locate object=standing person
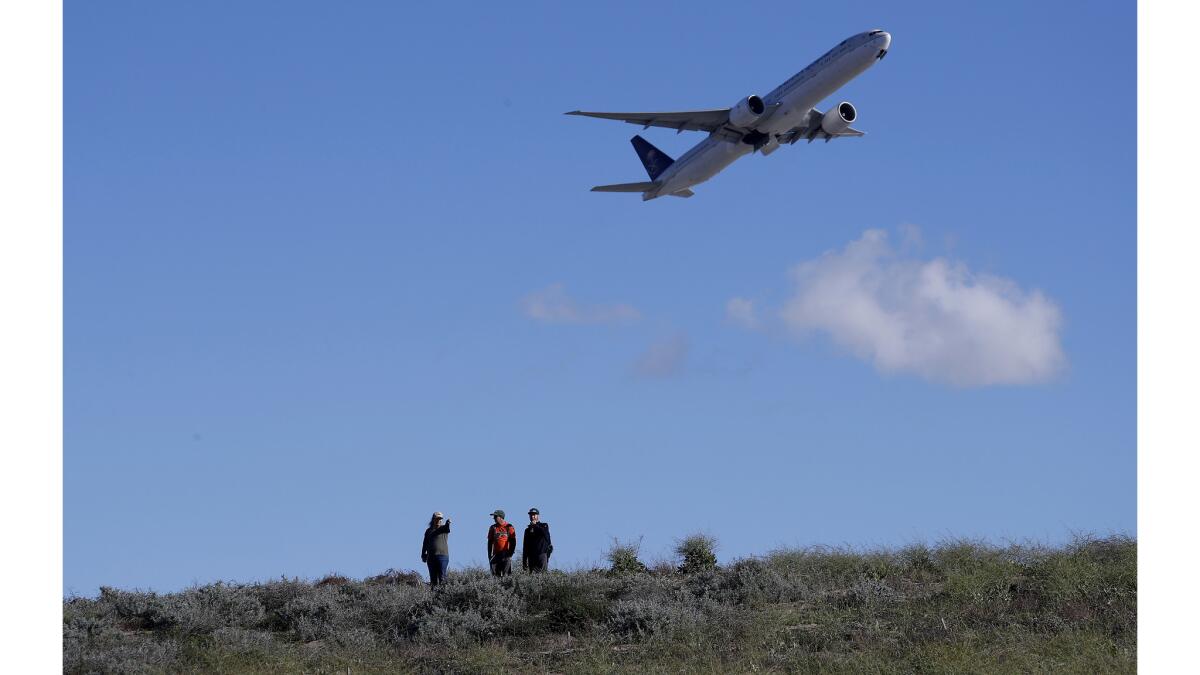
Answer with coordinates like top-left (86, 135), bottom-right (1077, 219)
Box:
top-left (522, 507), bottom-right (553, 573)
top-left (486, 510), bottom-right (516, 577)
top-left (421, 512), bottom-right (451, 587)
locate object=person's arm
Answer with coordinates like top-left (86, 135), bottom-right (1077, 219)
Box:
top-left (544, 524), bottom-right (553, 557)
top-left (421, 529), bottom-right (429, 562)
top-left (487, 526), bottom-right (494, 560)
top-left (508, 525), bottom-right (517, 559)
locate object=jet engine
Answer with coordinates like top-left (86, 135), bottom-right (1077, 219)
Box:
top-left (820, 101), bottom-right (857, 135)
top-left (729, 95), bottom-right (767, 128)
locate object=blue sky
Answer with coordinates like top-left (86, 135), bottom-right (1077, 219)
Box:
top-left (65, 0), bottom-right (1135, 594)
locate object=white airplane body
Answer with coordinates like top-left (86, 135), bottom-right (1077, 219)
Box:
top-left (568, 30), bottom-right (891, 200)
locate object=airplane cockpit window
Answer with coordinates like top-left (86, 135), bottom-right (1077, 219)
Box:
top-left (868, 30), bottom-right (884, 36)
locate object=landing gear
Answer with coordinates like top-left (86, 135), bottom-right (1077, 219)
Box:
top-left (740, 130), bottom-right (770, 150)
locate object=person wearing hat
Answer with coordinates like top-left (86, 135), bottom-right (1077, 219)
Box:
top-left (486, 509), bottom-right (517, 577)
top-left (421, 512), bottom-right (451, 587)
top-left (522, 507), bottom-right (553, 573)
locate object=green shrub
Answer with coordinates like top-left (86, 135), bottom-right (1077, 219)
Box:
top-left (275, 585), bottom-right (366, 642)
top-left (415, 606), bottom-right (494, 646)
top-left (520, 572), bottom-right (612, 633)
top-left (606, 537), bottom-right (649, 576)
top-left (416, 572), bottom-right (524, 642)
top-left (675, 533), bottom-right (719, 575)
top-left (166, 583), bottom-right (266, 636)
top-left (705, 558), bottom-right (794, 606)
top-left (359, 584), bottom-right (430, 643)
top-left (899, 543), bottom-right (942, 582)
top-left (606, 598), bottom-right (704, 639)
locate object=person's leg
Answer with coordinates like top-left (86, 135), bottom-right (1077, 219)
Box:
top-left (536, 553), bottom-right (549, 572)
top-left (427, 558), bottom-right (441, 586)
top-left (435, 555), bottom-right (449, 585)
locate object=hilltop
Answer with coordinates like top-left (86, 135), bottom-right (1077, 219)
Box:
top-left (64, 535), bottom-right (1135, 674)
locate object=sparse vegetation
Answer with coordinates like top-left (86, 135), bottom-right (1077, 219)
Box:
top-left (64, 535), bottom-right (1136, 673)
top-left (606, 537), bottom-right (648, 576)
top-left (674, 532), bottom-right (719, 575)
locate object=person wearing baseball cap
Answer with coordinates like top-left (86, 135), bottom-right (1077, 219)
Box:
top-left (522, 507), bottom-right (553, 573)
top-left (486, 509), bottom-right (517, 577)
top-left (421, 512), bottom-right (451, 587)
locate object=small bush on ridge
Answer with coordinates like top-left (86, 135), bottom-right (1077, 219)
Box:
top-left (675, 533), bottom-right (719, 575)
top-left (606, 537), bottom-right (649, 576)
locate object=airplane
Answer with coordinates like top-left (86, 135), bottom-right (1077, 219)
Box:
top-left (567, 29), bottom-right (891, 200)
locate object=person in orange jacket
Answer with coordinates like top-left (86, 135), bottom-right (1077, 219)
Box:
top-left (486, 509), bottom-right (517, 577)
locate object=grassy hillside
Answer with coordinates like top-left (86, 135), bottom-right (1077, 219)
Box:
top-left (63, 535), bottom-right (1135, 674)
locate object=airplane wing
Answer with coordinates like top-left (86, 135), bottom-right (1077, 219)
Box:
top-left (568, 106), bottom-right (857, 144)
top-left (565, 109), bottom-right (736, 137)
top-left (776, 107), bottom-right (866, 144)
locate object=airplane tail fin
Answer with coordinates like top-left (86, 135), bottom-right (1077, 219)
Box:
top-left (631, 135), bottom-right (674, 180)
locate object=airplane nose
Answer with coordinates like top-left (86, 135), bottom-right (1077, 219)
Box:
top-left (875, 32), bottom-right (891, 59)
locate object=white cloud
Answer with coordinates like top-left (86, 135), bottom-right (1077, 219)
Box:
top-left (725, 297), bottom-right (759, 330)
top-left (521, 283), bottom-right (640, 325)
top-left (777, 229), bottom-right (1065, 386)
top-left (633, 335), bottom-right (688, 378)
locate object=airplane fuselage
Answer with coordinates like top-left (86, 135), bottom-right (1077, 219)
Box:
top-left (646, 30), bottom-right (890, 200)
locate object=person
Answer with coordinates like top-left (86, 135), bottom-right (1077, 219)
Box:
top-left (421, 512), bottom-right (451, 587)
top-left (486, 509), bottom-right (517, 577)
top-left (522, 507), bottom-right (553, 573)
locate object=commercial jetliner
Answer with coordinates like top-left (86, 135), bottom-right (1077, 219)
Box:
top-left (568, 29), bottom-right (891, 200)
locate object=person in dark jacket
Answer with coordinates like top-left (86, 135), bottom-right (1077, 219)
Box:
top-left (522, 507), bottom-right (553, 572)
top-left (421, 512), bottom-right (451, 586)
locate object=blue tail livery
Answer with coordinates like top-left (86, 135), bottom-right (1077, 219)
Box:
top-left (631, 135), bottom-right (674, 180)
